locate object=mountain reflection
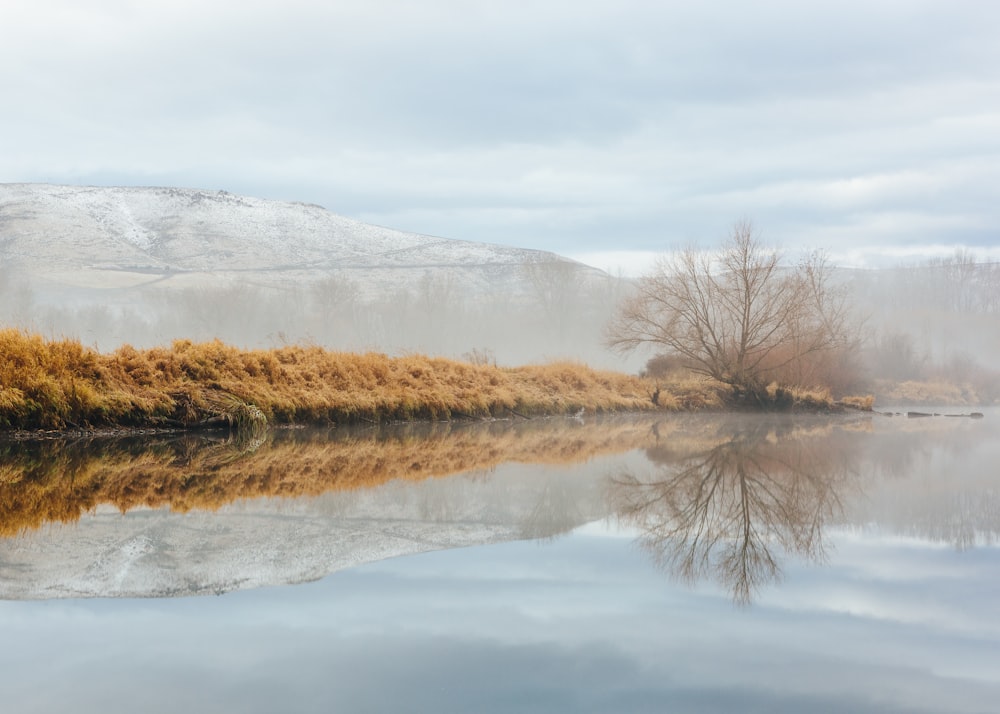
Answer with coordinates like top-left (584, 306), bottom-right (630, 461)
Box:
top-left (610, 418), bottom-right (862, 605)
top-left (2, 412), bottom-right (996, 600)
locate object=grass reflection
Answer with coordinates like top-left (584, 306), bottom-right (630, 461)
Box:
top-left (0, 417), bottom-right (657, 537)
top-left (3, 412), bottom-right (993, 602)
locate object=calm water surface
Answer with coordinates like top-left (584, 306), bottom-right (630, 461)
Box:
top-left (1, 411), bottom-right (998, 713)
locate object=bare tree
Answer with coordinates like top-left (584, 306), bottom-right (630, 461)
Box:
top-left (607, 221), bottom-right (857, 403)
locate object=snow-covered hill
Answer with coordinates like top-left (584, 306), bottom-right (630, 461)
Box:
top-left (0, 183), bottom-right (596, 296)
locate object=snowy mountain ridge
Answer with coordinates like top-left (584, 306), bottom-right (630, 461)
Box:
top-left (0, 183), bottom-right (595, 293)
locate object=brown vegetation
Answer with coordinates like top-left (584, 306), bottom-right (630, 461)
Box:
top-left (871, 379), bottom-right (983, 406)
top-left (0, 329), bottom-right (663, 431)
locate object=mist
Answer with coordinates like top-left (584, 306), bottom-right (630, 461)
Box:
top-left (5, 253), bottom-right (1000, 405)
top-left (0, 261), bottom-right (639, 372)
top-left (849, 252), bottom-right (1000, 404)
top-left (624, 249), bottom-right (1000, 405)
top-left (2, 208), bottom-right (998, 405)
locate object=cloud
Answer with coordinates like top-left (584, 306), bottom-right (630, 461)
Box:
top-left (1, 1), bottom-right (998, 268)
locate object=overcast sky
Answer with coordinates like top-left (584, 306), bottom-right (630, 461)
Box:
top-left (2, 0), bottom-right (999, 273)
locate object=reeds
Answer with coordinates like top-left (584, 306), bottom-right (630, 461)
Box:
top-left (200, 390), bottom-right (268, 438)
top-left (871, 378), bottom-right (980, 406)
top-left (0, 330), bottom-right (667, 431)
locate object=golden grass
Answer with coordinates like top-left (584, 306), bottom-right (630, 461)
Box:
top-left (0, 329), bottom-right (880, 431)
top-left (872, 378), bottom-right (980, 406)
top-left (653, 372), bottom-right (727, 410)
top-left (0, 330), bottom-right (667, 430)
top-left (838, 394), bottom-right (875, 411)
top-left (0, 417), bottom-right (661, 536)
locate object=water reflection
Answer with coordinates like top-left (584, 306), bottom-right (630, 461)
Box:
top-left (610, 418), bottom-right (861, 604)
top-left (1, 411), bottom-right (997, 602)
top-left (0, 418), bottom-right (655, 537)
top-left (0, 418), bottom-right (657, 599)
top-left (4, 413), bottom-right (999, 714)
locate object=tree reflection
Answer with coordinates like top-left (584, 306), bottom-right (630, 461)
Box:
top-left (610, 419), bottom-right (861, 605)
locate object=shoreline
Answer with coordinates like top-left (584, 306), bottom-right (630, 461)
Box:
top-left (0, 329), bottom-right (886, 437)
top-left (0, 401), bottom-right (879, 443)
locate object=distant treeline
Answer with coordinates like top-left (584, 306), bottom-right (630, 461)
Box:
top-left (0, 261), bottom-right (634, 370)
top-left (856, 251), bottom-right (1000, 315)
top-left (852, 252), bottom-right (1000, 404)
top-left (2, 251), bottom-right (998, 407)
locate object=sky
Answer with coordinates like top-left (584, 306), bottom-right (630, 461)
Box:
top-left (2, 0), bottom-right (999, 274)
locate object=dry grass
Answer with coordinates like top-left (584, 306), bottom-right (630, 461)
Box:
top-left (652, 372), bottom-right (727, 410)
top-left (872, 378), bottom-right (981, 406)
top-left (838, 394), bottom-right (875, 411)
top-left (0, 330), bottom-right (879, 431)
top-left (0, 330), bottom-right (669, 430)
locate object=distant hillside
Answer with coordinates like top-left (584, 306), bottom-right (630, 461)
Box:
top-left (0, 184), bottom-right (628, 367)
top-left (0, 183), bottom-right (599, 298)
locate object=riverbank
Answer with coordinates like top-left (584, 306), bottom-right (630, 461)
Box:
top-left (0, 330), bottom-right (665, 431)
top-left (0, 330), bottom-right (874, 433)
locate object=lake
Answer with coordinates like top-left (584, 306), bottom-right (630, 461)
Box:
top-left (1, 410), bottom-right (998, 713)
